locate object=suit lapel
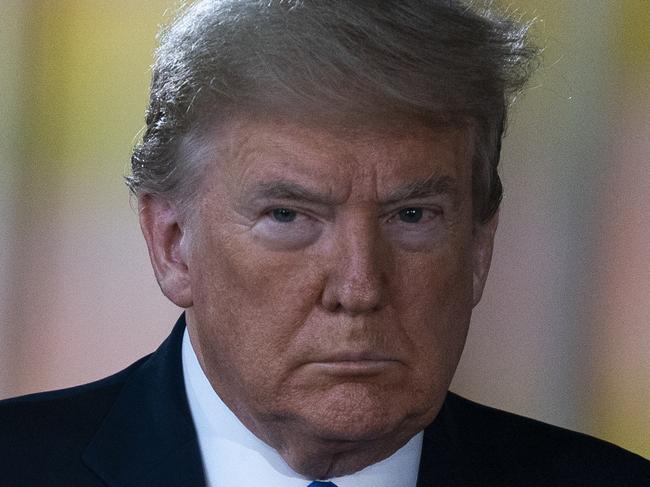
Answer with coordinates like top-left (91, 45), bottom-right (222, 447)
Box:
top-left (82, 315), bottom-right (206, 487)
top-left (417, 394), bottom-right (479, 487)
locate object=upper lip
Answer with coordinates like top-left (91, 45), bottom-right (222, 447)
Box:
top-left (313, 351), bottom-right (396, 362)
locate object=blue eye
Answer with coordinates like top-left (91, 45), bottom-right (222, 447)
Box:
top-left (271, 208), bottom-right (297, 223)
top-left (398, 208), bottom-right (423, 223)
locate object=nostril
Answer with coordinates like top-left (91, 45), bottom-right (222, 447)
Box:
top-left (321, 271), bottom-right (385, 315)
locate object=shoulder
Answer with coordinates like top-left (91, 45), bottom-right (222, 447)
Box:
top-left (0, 356), bottom-right (149, 438)
top-left (438, 393), bottom-right (650, 486)
top-left (0, 355), bottom-right (149, 483)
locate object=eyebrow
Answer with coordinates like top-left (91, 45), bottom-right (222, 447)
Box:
top-left (381, 174), bottom-right (461, 208)
top-left (245, 174), bottom-right (460, 208)
top-left (247, 181), bottom-right (340, 206)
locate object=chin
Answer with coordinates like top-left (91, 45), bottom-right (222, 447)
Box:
top-left (278, 385), bottom-right (433, 479)
top-left (297, 382), bottom-right (431, 442)
top-left (261, 382), bottom-right (440, 479)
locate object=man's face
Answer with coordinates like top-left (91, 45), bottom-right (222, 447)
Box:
top-left (182, 116), bottom-right (493, 457)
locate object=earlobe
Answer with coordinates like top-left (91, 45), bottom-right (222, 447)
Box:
top-left (138, 194), bottom-right (194, 308)
top-left (472, 211), bottom-right (499, 307)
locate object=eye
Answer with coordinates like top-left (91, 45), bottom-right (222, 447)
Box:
top-left (254, 207), bottom-right (322, 250)
top-left (270, 208), bottom-right (297, 223)
top-left (384, 206), bottom-right (444, 248)
top-left (385, 206), bottom-right (442, 228)
top-left (398, 208), bottom-right (424, 223)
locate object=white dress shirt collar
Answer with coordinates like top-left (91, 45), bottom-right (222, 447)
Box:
top-left (182, 328), bottom-right (423, 487)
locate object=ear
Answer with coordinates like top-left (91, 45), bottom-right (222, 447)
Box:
top-left (472, 210), bottom-right (499, 307)
top-left (138, 194), bottom-right (193, 308)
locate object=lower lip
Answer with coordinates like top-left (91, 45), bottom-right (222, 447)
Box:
top-left (310, 360), bottom-right (397, 375)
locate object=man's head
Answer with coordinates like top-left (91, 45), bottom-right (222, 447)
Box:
top-left (132, 0), bottom-right (537, 478)
top-left (128, 0), bottom-right (537, 223)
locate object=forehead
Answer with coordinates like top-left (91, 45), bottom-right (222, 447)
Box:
top-left (205, 116), bottom-right (473, 201)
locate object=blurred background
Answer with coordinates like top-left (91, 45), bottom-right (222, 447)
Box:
top-left (0, 0), bottom-right (648, 458)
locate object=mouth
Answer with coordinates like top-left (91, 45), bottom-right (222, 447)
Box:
top-left (307, 352), bottom-right (401, 376)
top-left (311, 360), bottom-right (399, 376)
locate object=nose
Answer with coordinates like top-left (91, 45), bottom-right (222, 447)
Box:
top-left (321, 213), bottom-right (387, 315)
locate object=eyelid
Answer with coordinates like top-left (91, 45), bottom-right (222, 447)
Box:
top-left (262, 202), bottom-right (333, 222)
top-left (263, 207), bottom-right (323, 226)
top-left (384, 205), bottom-right (443, 222)
top-left (252, 207), bottom-right (323, 251)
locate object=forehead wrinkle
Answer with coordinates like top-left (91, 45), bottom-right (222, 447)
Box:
top-left (215, 118), bottom-right (471, 213)
top-left (222, 123), bottom-right (366, 208)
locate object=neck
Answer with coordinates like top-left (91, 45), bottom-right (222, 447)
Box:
top-left (226, 401), bottom-right (427, 478)
top-left (273, 431), bottom-right (416, 478)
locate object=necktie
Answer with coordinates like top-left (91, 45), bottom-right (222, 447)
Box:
top-left (307, 482), bottom-right (338, 487)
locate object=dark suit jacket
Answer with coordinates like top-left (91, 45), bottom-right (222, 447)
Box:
top-left (1, 315), bottom-right (648, 486)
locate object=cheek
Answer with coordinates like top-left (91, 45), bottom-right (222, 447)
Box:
top-left (391, 242), bottom-right (475, 379)
top-left (188, 225), bottom-right (323, 381)
top-left (192, 222), bottom-right (309, 310)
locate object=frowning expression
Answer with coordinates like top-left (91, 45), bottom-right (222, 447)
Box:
top-left (183, 116), bottom-right (494, 454)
